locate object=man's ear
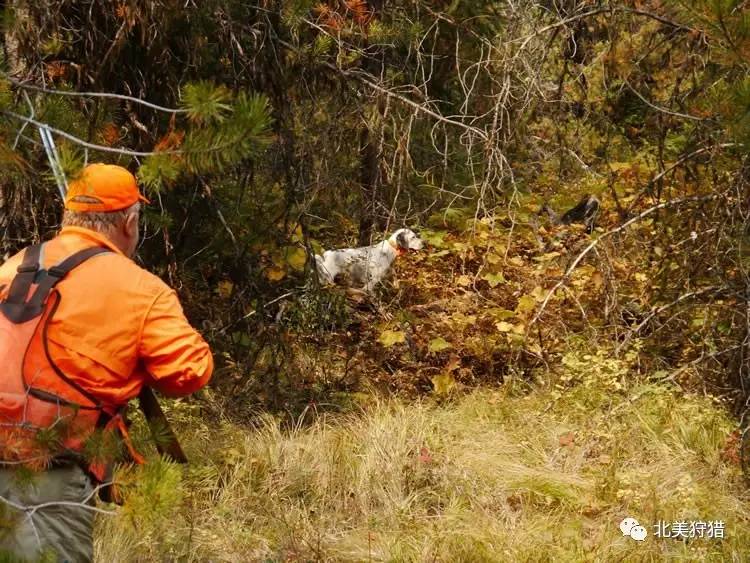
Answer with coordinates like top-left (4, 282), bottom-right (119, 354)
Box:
top-left (396, 230), bottom-right (408, 248)
top-left (124, 211), bottom-right (139, 237)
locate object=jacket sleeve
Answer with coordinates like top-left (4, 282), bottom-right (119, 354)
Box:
top-left (138, 288), bottom-right (214, 397)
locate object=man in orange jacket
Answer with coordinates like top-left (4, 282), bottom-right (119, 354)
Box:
top-left (0, 163), bottom-right (213, 562)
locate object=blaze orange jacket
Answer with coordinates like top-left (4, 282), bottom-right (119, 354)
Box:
top-left (0, 226), bottom-right (213, 407)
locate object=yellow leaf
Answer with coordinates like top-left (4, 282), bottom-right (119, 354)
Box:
top-left (526, 341), bottom-right (542, 355)
top-left (456, 275), bottom-right (472, 287)
top-left (482, 272), bottom-right (506, 288)
top-left (489, 308), bottom-right (515, 320)
top-left (431, 372), bottom-right (456, 395)
top-left (265, 266), bottom-right (286, 282)
top-left (607, 161), bottom-right (632, 172)
top-left (496, 321), bottom-right (513, 332)
top-left (592, 271), bottom-right (603, 290)
top-left (290, 224), bottom-right (304, 243)
top-left (534, 251), bottom-right (561, 263)
top-left (487, 253), bottom-right (503, 265)
top-left (284, 247), bottom-right (307, 271)
top-left (530, 285), bottom-right (545, 301)
top-left (515, 294), bottom-right (536, 316)
top-left (428, 337), bottom-right (453, 353)
top-left (217, 280), bottom-right (233, 298)
top-left (379, 329), bottom-right (406, 347)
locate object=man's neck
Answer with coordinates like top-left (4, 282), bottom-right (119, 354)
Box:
top-left (59, 225), bottom-right (126, 256)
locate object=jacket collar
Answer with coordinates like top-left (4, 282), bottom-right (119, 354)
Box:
top-left (59, 226), bottom-right (125, 256)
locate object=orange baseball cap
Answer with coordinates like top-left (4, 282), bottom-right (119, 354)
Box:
top-left (64, 163), bottom-right (150, 212)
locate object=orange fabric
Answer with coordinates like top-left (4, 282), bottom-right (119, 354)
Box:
top-left (0, 227), bottom-right (213, 407)
top-left (65, 163), bottom-right (150, 212)
top-left (0, 303), bottom-right (103, 467)
top-left (388, 239), bottom-right (406, 257)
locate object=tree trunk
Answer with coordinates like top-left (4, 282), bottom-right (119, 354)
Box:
top-left (357, 0), bottom-right (385, 246)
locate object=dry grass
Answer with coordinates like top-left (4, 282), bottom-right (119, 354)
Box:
top-left (95, 355), bottom-right (750, 562)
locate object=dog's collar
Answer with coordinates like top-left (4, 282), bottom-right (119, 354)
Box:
top-left (388, 239), bottom-right (407, 256)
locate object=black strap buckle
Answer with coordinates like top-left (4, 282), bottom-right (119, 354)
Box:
top-left (17, 264), bottom-right (39, 273)
top-left (47, 266), bottom-right (66, 278)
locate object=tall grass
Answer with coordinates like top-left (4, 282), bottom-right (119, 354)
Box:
top-left (95, 367), bottom-right (750, 562)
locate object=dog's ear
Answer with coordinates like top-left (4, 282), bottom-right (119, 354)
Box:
top-left (396, 230), bottom-right (409, 248)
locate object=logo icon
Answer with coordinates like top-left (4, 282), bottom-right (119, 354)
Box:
top-left (620, 517), bottom-right (648, 541)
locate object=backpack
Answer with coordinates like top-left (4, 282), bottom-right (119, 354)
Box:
top-left (0, 243), bottom-right (122, 477)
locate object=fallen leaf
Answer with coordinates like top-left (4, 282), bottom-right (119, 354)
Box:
top-left (217, 280), bottom-right (234, 298)
top-left (429, 250), bottom-right (451, 258)
top-left (487, 253), bottom-right (503, 265)
top-left (428, 337), bottom-right (453, 353)
top-left (264, 266), bottom-right (286, 282)
top-left (495, 321), bottom-right (513, 332)
top-left (378, 329), bottom-right (406, 347)
top-left (431, 372), bottom-right (456, 395)
top-left (534, 251), bottom-right (561, 262)
top-left (558, 431), bottom-right (575, 447)
top-left (490, 308), bottom-right (516, 320)
top-left (530, 285), bottom-right (545, 301)
top-left (515, 294), bottom-right (536, 316)
top-left (482, 272), bottom-right (506, 288)
top-left (284, 247), bottom-right (308, 271)
top-left (592, 271), bottom-right (603, 290)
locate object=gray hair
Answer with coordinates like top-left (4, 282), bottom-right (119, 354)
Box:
top-left (62, 197), bottom-right (140, 234)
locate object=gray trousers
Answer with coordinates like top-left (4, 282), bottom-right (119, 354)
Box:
top-left (0, 465), bottom-right (95, 563)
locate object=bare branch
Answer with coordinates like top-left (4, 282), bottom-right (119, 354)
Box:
top-left (341, 68), bottom-right (489, 141)
top-left (617, 285), bottom-right (726, 352)
top-left (2, 110), bottom-right (178, 157)
top-left (622, 77), bottom-right (708, 122)
top-left (6, 77), bottom-right (188, 114)
top-left (529, 194), bottom-right (727, 327)
top-left (514, 6), bottom-right (697, 53)
top-left (275, 34), bottom-right (489, 141)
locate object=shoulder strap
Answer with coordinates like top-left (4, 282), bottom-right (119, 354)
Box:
top-left (0, 246), bottom-right (110, 323)
top-left (26, 247), bottom-right (110, 312)
top-left (4, 244), bottom-right (42, 307)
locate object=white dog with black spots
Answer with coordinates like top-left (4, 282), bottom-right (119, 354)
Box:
top-left (315, 228), bottom-right (424, 293)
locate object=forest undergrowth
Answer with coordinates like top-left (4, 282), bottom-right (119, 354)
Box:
top-left (97, 198), bottom-right (750, 562)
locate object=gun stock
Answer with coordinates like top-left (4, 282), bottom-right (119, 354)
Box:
top-left (137, 387), bottom-right (188, 464)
